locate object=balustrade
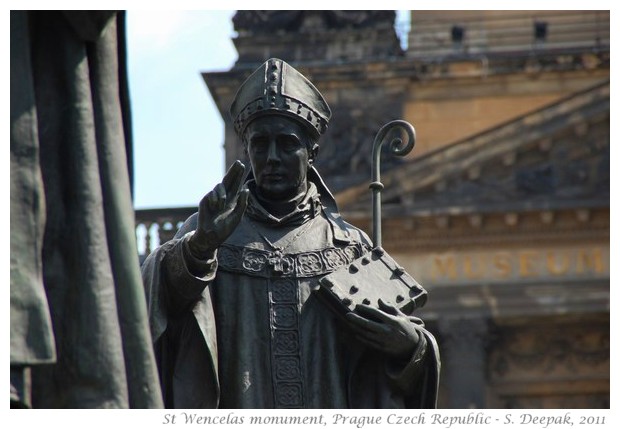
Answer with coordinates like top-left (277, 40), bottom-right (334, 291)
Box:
top-left (135, 206), bottom-right (196, 261)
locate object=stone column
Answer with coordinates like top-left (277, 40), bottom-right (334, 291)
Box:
top-left (438, 318), bottom-right (489, 408)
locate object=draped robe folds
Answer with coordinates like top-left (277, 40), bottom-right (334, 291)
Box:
top-left (142, 170), bottom-right (440, 408)
top-left (11, 11), bottom-right (162, 408)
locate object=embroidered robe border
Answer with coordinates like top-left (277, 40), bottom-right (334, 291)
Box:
top-left (217, 243), bottom-right (369, 279)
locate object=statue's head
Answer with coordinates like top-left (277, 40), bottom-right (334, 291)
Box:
top-left (230, 59), bottom-right (331, 202)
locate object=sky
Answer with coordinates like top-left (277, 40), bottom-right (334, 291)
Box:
top-left (126, 10), bottom-right (412, 209)
top-left (126, 10), bottom-right (238, 209)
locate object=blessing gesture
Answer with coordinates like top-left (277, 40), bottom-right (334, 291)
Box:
top-left (187, 160), bottom-right (249, 258)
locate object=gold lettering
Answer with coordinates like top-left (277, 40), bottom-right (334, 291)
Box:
top-left (546, 251), bottom-right (570, 275)
top-left (519, 251), bottom-right (538, 277)
top-left (576, 248), bottom-right (604, 274)
top-left (432, 255), bottom-right (457, 280)
top-left (493, 253), bottom-right (512, 279)
top-left (463, 255), bottom-right (483, 279)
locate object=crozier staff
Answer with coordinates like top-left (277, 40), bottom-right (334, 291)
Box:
top-left (142, 58), bottom-right (440, 409)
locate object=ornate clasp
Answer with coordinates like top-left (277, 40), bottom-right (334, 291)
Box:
top-left (267, 250), bottom-right (294, 275)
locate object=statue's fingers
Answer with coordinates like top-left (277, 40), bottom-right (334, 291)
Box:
top-left (352, 324), bottom-right (392, 349)
top-left (213, 183), bottom-right (227, 211)
top-left (198, 191), bottom-right (210, 213)
top-left (354, 303), bottom-right (395, 324)
top-left (377, 298), bottom-right (400, 316)
top-left (408, 316), bottom-right (425, 327)
top-left (222, 160), bottom-right (247, 196)
top-left (227, 188), bottom-right (249, 224)
top-left (203, 190), bottom-right (219, 213)
top-left (345, 312), bottom-right (387, 336)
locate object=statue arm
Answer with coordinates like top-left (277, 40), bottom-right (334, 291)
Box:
top-left (161, 231), bottom-right (218, 316)
top-left (384, 323), bottom-right (438, 393)
top-left (141, 231), bottom-right (218, 341)
top-left (152, 159), bottom-right (248, 317)
top-left (141, 233), bottom-right (220, 408)
top-left (345, 301), bottom-right (440, 405)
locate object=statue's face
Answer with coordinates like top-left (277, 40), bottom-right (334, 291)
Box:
top-left (245, 115), bottom-right (314, 202)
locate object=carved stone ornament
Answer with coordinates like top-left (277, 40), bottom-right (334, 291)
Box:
top-left (233, 11), bottom-right (395, 34)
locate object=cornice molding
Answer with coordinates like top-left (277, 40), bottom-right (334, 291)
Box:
top-left (345, 207), bottom-right (609, 252)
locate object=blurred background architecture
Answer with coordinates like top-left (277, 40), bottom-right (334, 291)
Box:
top-left (135, 10), bottom-right (609, 408)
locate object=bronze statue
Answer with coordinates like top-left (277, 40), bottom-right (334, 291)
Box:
top-left (142, 58), bottom-right (439, 408)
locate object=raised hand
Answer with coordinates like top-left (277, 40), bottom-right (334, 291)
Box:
top-left (345, 299), bottom-right (423, 359)
top-left (187, 160), bottom-right (249, 258)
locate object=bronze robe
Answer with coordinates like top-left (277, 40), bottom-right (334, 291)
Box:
top-left (142, 171), bottom-right (440, 408)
